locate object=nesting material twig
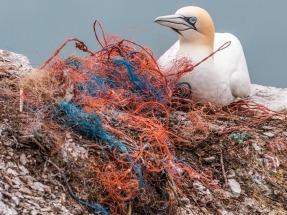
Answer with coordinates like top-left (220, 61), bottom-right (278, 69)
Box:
top-left (19, 88), bottom-right (23, 112)
top-left (1, 171), bottom-right (13, 187)
top-left (166, 170), bottom-right (181, 206)
top-left (31, 137), bottom-right (46, 151)
top-left (127, 201), bottom-right (132, 215)
top-left (220, 148), bottom-right (228, 187)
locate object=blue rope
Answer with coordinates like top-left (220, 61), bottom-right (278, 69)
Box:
top-left (63, 173), bottom-right (109, 215)
top-left (113, 59), bottom-right (162, 102)
top-left (65, 59), bottom-right (81, 69)
top-left (58, 102), bottom-right (127, 151)
top-left (78, 73), bottom-right (118, 97)
top-left (58, 101), bottom-right (144, 185)
top-left (64, 58), bottom-right (164, 103)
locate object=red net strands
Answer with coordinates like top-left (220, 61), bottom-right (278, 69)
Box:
top-left (19, 20), bottom-right (216, 214)
top-left (19, 19), bottom-right (287, 214)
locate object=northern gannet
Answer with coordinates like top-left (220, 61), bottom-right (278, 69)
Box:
top-left (155, 6), bottom-right (251, 106)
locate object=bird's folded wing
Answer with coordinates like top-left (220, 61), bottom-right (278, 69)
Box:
top-left (158, 41), bottom-right (180, 71)
top-left (214, 33), bottom-right (251, 98)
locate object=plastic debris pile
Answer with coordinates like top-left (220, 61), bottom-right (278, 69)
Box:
top-left (19, 21), bottom-right (214, 214)
top-left (2, 20), bottom-right (287, 215)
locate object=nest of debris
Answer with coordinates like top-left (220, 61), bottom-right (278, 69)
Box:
top-left (1, 21), bottom-right (287, 215)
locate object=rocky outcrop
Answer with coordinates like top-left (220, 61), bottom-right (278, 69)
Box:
top-left (0, 50), bottom-right (91, 215)
top-left (249, 84), bottom-right (287, 111)
top-left (0, 50), bottom-right (33, 77)
top-left (1, 50), bottom-right (286, 215)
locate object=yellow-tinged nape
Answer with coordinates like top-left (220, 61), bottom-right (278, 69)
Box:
top-left (175, 6), bottom-right (215, 48)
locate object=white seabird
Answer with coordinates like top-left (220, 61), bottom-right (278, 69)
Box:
top-left (155, 6), bottom-right (251, 106)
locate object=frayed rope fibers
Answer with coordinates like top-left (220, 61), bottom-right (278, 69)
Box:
top-left (113, 59), bottom-right (163, 103)
top-left (57, 101), bottom-right (145, 214)
top-left (58, 101), bottom-right (144, 186)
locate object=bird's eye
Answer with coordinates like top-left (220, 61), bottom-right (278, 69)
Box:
top-left (188, 17), bottom-right (197, 24)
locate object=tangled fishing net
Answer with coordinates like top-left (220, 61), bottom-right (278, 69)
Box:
top-left (18, 20), bottom-right (213, 214)
top-left (14, 20), bottom-right (287, 214)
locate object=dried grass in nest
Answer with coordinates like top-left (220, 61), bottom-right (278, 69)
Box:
top-left (20, 70), bottom-right (59, 104)
top-left (2, 19), bottom-right (287, 215)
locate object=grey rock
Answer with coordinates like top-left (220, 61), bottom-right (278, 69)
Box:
top-left (29, 182), bottom-right (46, 192)
top-left (19, 187), bottom-right (33, 195)
top-left (18, 165), bottom-right (29, 175)
top-left (263, 132), bottom-right (275, 138)
top-left (249, 84), bottom-right (287, 111)
top-left (20, 154), bottom-right (29, 165)
top-left (228, 179), bottom-right (241, 195)
top-left (0, 49), bottom-right (33, 75)
top-left (0, 200), bottom-right (17, 215)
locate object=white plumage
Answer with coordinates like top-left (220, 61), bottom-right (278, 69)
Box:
top-left (155, 6), bottom-right (251, 106)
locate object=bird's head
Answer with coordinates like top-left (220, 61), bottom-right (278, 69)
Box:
top-left (155, 6), bottom-right (215, 47)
